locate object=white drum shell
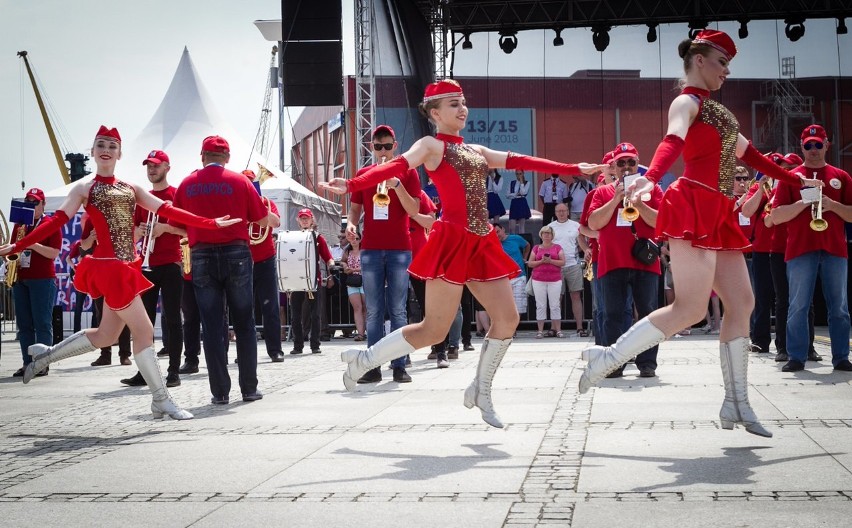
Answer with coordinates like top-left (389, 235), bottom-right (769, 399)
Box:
top-left (276, 231), bottom-right (317, 293)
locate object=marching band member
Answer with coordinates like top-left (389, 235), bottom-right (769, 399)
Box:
top-left (321, 79), bottom-right (603, 428)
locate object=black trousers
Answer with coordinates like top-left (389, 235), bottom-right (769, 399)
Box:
top-left (253, 256), bottom-right (282, 356)
top-left (541, 202), bottom-right (557, 226)
top-left (291, 290), bottom-right (320, 351)
top-left (751, 252), bottom-right (774, 350)
top-left (92, 296), bottom-right (130, 357)
top-left (141, 263), bottom-right (183, 374)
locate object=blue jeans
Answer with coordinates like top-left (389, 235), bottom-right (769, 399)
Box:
top-left (192, 244), bottom-right (257, 397)
top-left (361, 249), bottom-right (411, 369)
top-left (600, 268), bottom-right (659, 370)
top-left (592, 263), bottom-right (633, 347)
top-left (253, 256), bottom-right (282, 357)
top-left (786, 251), bottom-right (850, 365)
top-left (13, 279), bottom-right (57, 365)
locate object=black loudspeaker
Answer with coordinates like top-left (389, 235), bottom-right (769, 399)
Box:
top-left (281, 41), bottom-right (343, 106)
top-left (280, 0), bottom-right (343, 107)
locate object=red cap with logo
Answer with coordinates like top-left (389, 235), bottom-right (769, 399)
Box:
top-left (25, 188), bottom-right (45, 202)
top-left (143, 150), bottom-right (170, 166)
top-left (373, 125), bottom-right (395, 139)
top-left (201, 135), bottom-right (230, 153)
top-left (766, 152), bottom-right (784, 165)
top-left (95, 125), bottom-right (121, 143)
top-left (601, 150), bottom-right (615, 165)
top-left (801, 124), bottom-right (827, 144)
top-left (423, 79), bottom-right (464, 103)
top-left (692, 29), bottom-right (737, 60)
top-left (297, 208), bottom-right (314, 218)
top-left (612, 142), bottom-right (638, 161)
top-left (782, 153), bottom-right (804, 166)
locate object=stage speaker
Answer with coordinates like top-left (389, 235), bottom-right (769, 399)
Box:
top-left (281, 0), bottom-right (343, 106)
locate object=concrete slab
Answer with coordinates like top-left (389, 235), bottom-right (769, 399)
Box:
top-left (0, 503), bottom-right (221, 528)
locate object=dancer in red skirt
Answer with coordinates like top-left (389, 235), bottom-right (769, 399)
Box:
top-left (0, 126), bottom-right (239, 420)
top-left (321, 79), bottom-right (603, 428)
top-left (577, 30), bottom-right (821, 437)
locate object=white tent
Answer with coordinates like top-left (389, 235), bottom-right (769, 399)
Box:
top-left (43, 48), bottom-right (341, 238)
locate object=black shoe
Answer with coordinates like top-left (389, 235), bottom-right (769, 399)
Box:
top-left (35, 366), bottom-right (49, 377)
top-left (447, 346), bottom-right (459, 360)
top-left (774, 351), bottom-right (789, 362)
top-left (357, 368), bottom-right (382, 384)
top-left (393, 367), bottom-right (412, 383)
top-left (833, 360), bottom-right (852, 372)
top-left (210, 395), bottom-right (229, 405)
top-left (178, 361), bottom-right (199, 374)
top-left (436, 352), bottom-right (450, 369)
top-left (808, 349), bottom-right (823, 362)
top-left (120, 371), bottom-right (148, 386)
top-left (427, 347), bottom-right (438, 360)
top-left (166, 372), bottom-right (181, 387)
top-left (638, 367), bottom-right (656, 378)
top-left (782, 360), bottom-right (805, 372)
top-left (242, 390), bottom-right (264, 402)
top-left (120, 356), bottom-right (132, 366)
top-left (749, 343), bottom-right (767, 353)
top-left (270, 353), bottom-right (285, 362)
top-left (90, 353), bottom-right (112, 366)
top-left (290, 348), bottom-right (304, 355)
top-left (13, 367), bottom-right (25, 377)
top-left (156, 347), bottom-right (169, 358)
top-left (463, 343), bottom-right (475, 351)
top-left (605, 367), bottom-right (624, 379)
top-left (311, 348), bottom-right (322, 354)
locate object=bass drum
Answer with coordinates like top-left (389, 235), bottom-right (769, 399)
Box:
top-left (275, 230), bottom-right (317, 293)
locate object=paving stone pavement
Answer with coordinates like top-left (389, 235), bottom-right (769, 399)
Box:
top-left (1, 330), bottom-right (851, 527)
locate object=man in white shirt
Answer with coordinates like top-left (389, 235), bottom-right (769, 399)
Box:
top-left (549, 203), bottom-right (589, 336)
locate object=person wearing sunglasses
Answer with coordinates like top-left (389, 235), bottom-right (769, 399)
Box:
top-left (344, 125), bottom-right (422, 384)
top-left (588, 142), bottom-right (663, 379)
top-left (768, 124), bottom-right (852, 374)
top-left (578, 30), bottom-right (823, 438)
top-left (321, 79), bottom-right (604, 428)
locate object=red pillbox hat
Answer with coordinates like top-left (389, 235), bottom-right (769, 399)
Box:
top-left (422, 79), bottom-right (464, 103)
top-left (692, 29), bottom-right (737, 60)
top-left (95, 125), bottom-right (121, 143)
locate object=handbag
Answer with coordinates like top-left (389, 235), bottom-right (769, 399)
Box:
top-left (524, 277), bottom-right (534, 296)
top-left (630, 223), bottom-right (660, 265)
top-left (345, 273), bottom-right (363, 287)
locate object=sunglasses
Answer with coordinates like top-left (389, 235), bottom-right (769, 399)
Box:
top-left (803, 141), bottom-right (824, 151)
top-left (734, 176), bottom-right (750, 182)
top-left (616, 159), bottom-right (638, 168)
top-left (373, 143), bottom-right (394, 151)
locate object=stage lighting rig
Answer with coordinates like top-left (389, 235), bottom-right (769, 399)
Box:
top-left (738, 20), bottom-right (749, 39)
top-left (498, 31), bottom-right (518, 54)
top-left (688, 20), bottom-right (707, 39)
top-left (785, 17), bottom-right (806, 42)
top-left (462, 33), bottom-right (472, 50)
top-left (838, 18), bottom-right (848, 35)
top-left (553, 28), bottom-right (564, 47)
top-left (646, 23), bottom-right (658, 43)
top-left (592, 25), bottom-right (611, 52)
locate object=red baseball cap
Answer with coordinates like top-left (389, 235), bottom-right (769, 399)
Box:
top-left (601, 150), bottom-right (615, 165)
top-left (297, 208), bottom-right (314, 218)
top-left (782, 153), bottom-right (804, 166)
top-left (25, 188), bottom-right (45, 202)
top-left (692, 29), bottom-right (737, 60)
top-left (801, 124), bottom-right (827, 144)
top-left (373, 125), bottom-right (395, 139)
top-left (143, 149), bottom-right (170, 165)
top-left (241, 169), bottom-right (257, 181)
top-left (612, 142), bottom-right (638, 161)
top-left (201, 135), bottom-right (230, 153)
top-left (766, 152), bottom-right (784, 165)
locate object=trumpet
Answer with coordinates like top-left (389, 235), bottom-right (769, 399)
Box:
top-left (140, 210), bottom-right (158, 271)
top-left (620, 175), bottom-right (640, 222)
top-left (373, 156), bottom-right (391, 207)
top-left (582, 259), bottom-right (594, 282)
top-left (179, 237), bottom-right (191, 274)
top-left (248, 164), bottom-right (275, 245)
top-left (761, 177), bottom-right (774, 214)
top-left (810, 187), bottom-right (828, 232)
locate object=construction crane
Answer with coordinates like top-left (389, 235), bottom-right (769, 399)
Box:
top-left (248, 45), bottom-right (279, 164)
top-left (17, 50), bottom-right (90, 187)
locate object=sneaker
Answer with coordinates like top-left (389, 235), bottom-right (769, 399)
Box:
top-left (774, 351), bottom-right (789, 362)
top-left (393, 367), bottom-right (412, 383)
top-left (436, 351), bottom-right (450, 369)
top-left (781, 360), bottom-right (805, 372)
top-left (427, 346), bottom-right (440, 360)
top-left (833, 360), bottom-right (852, 371)
top-left (357, 368), bottom-right (382, 384)
top-left (447, 346), bottom-right (459, 360)
top-left (166, 372), bottom-right (181, 387)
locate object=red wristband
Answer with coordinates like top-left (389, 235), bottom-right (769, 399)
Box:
top-left (156, 202), bottom-right (218, 230)
top-left (12, 210), bottom-right (70, 253)
top-left (505, 152), bottom-right (580, 176)
top-left (740, 143), bottom-right (802, 186)
top-left (643, 135), bottom-right (685, 184)
top-left (347, 156), bottom-right (410, 193)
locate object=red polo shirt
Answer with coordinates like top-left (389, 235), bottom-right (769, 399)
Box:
top-left (579, 188), bottom-right (599, 263)
top-left (13, 215), bottom-right (62, 280)
top-left (133, 186), bottom-right (182, 266)
top-left (350, 165), bottom-right (420, 251)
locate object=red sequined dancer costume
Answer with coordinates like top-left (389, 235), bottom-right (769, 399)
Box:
top-left (74, 175), bottom-right (154, 310)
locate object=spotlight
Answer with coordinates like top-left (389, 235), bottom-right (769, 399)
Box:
top-left (646, 23), bottom-right (657, 43)
top-left (784, 18), bottom-right (806, 42)
top-left (738, 20), bottom-right (749, 39)
top-left (592, 25), bottom-right (611, 52)
top-left (498, 31), bottom-right (518, 54)
top-left (688, 20), bottom-right (707, 39)
top-left (838, 18), bottom-right (848, 35)
top-left (553, 28), bottom-right (564, 47)
top-left (462, 33), bottom-right (472, 50)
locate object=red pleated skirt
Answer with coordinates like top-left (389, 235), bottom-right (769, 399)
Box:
top-left (74, 256), bottom-right (153, 310)
top-left (656, 178), bottom-right (751, 251)
top-left (408, 221), bottom-right (521, 285)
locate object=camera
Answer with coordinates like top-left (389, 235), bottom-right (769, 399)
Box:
top-left (543, 253), bottom-right (550, 258)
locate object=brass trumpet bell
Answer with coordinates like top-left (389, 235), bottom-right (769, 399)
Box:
top-left (621, 206), bottom-right (640, 222)
top-left (810, 218), bottom-right (828, 231)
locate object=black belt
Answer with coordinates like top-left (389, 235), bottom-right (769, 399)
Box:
top-left (192, 240), bottom-right (248, 251)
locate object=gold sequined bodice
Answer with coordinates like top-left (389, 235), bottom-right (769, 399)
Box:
top-left (429, 135), bottom-right (491, 235)
top-left (87, 177), bottom-right (137, 261)
top-left (696, 99), bottom-right (739, 197)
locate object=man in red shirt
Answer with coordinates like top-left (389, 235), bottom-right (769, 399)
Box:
top-left (347, 125), bottom-right (421, 383)
top-left (173, 136), bottom-right (269, 404)
top-left (243, 170), bottom-right (283, 362)
top-left (770, 125), bottom-right (852, 372)
top-left (10, 188), bottom-right (62, 378)
top-left (588, 143), bottom-right (663, 378)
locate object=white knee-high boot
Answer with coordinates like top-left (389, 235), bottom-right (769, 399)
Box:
top-left (340, 328), bottom-right (415, 391)
top-left (719, 337), bottom-right (772, 437)
top-left (579, 318), bottom-right (666, 394)
top-left (23, 330), bottom-right (98, 384)
top-left (135, 347), bottom-right (193, 420)
top-left (464, 337), bottom-right (511, 428)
